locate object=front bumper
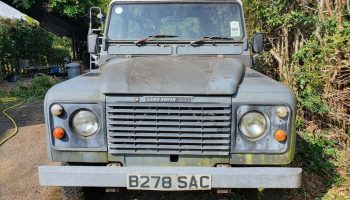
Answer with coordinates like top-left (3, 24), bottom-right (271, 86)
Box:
top-left (38, 166), bottom-right (302, 189)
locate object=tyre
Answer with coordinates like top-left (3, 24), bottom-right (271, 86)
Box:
top-left (243, 189), bottom-right (286, 200)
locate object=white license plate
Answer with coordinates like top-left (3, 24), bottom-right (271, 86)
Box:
top-left (127, 174), bottom-right (212, 191)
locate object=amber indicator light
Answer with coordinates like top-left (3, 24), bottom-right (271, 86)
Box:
top-left (53, 127), bottom-right (65, 139)
top-left (274, 130), bottom-right (287, 142)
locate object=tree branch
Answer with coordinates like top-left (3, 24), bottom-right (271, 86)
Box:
top-left (325, 0), bottom-right (334, 16)
top-left (318, 0), bottom-right (325, 19)
top-left (270, 49), bottom-right (283, 68)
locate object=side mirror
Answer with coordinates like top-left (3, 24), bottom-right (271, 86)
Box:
top-left (88, 33), bottom-right (99, 54)
top-left (252, 33), bottom-right (264, 53)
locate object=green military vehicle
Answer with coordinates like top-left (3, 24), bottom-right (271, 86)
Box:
top-left (39, 0), bottom-right (302, 199)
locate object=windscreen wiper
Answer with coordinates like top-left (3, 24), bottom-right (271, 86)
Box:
top-left (190, 36), bottom-right (234, 45)
top-left (134, 34), bottom-right (178, 45)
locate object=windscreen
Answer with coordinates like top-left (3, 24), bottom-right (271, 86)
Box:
top-left (107, 3), bottom-right (244, 41)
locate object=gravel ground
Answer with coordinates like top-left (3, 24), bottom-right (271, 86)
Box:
top-left (0, 100), bottom-right (61, 200)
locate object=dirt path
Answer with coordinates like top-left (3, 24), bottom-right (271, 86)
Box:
top-left (0, 100), bottom-right (61, 200)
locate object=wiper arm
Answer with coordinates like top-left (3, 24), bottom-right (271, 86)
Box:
top-left (134, 34), bottom-right (178, 45)
top-left (190, 36), bottom-right (234, 45)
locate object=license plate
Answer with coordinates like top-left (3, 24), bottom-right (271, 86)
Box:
top-left (127, 174), bottom-right (212, 191)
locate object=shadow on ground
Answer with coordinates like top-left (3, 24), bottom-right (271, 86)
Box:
top-left (0, 100), bottom-right (44, 141)
top-left (287, 135), bottom-right (340, 199)
top-left (82, 189), bottom-right (246, 200)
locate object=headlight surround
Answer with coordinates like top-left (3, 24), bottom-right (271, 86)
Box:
top-left (71, 109), bottom-right (99, 137)
top-left (239, 111), bottom-right (267, 139)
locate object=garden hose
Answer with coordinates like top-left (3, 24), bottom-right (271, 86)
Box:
top-left (0, 99), bottom-right (24, 146)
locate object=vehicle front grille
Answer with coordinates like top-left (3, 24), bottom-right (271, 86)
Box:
top-left (106, 100), bottom-right (232, 155)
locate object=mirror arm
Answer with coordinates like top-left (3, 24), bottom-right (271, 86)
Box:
top-left (89, 7), bottom-right (104, 33)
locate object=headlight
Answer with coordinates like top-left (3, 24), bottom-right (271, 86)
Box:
top-left (72, 109), bottom-right (99, 137)
top-left (239, 111), bottom-right (267, 139)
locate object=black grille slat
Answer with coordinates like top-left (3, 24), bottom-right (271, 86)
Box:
top-left (108, 138), bottom-right (230, 144)
top-left (107, 108), bottom-right (231, 114)
top-left (109, 150), bottom-right (229, 156)
top-left (107, 115), bottom-right (231, 120)
top-left (109, 144), bottom-right (230, 150)
top-left (107, 127), bottom-right (230, 132)
top-left (108, 132), bottom-right (230, 138)
top-left (108, 121), bottom-right (231, 127)
top-left (106, 100), bottom-right (232, 155)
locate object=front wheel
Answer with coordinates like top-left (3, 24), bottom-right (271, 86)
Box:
top-left (61, 163), bottom-right (104, 200)
top-left (243, 189), bottom-right (286, 200)
top-left (61, 187), bottom-right (104, 200)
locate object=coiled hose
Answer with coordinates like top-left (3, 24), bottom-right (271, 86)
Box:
top-left (0, 98), bottom-right (24, 146)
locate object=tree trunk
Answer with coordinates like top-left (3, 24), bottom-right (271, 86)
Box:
top-left (338, 0), bottom-right (344, 30)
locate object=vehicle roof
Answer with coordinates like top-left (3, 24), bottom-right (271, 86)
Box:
top-left (110, 0), bottom-right (242, 5)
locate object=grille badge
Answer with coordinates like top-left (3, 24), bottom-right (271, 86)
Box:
top-left (144, 97), bottom-right (192, 103)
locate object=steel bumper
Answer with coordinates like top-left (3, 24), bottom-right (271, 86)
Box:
top-left (38, 166), bottom-right (302, 188)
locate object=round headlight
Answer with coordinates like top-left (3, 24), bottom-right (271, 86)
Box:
top-left (72, 109), bottom-right (99, 137)
top-left (239, 111), bottom-right (267, 139)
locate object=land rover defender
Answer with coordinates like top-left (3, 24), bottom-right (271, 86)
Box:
top-left (39, 0), bottom-right (302, 199)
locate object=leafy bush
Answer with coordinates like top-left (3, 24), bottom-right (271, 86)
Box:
top-left (244, 0), bottom-right (350, 130)
top-left (13, 0), bottom-right (111, 17)
top-left (10, 76), bottom-right (60, 100)
top-left (0, 17), bottom-right (72, 79)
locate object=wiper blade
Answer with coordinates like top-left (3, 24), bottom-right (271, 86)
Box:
top-left (190, 36), bottom-right (234, 45)
top-left (134, 34), bottom-right (178, 45)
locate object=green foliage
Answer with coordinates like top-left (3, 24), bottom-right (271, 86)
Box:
top-left (12, 0), bottom-right (111, 17)
top-left (49, 0), bottom-right (111, 17)
top-left (49, 0), bottom-right (98, 17)
top-left (48, 35), bottom-right (72, 63)
top-left (244, 0), bottom-right (350, 124)
top-left (0, 17), bottom-right (71, 76)
top-left (0, 91), bottom-right (6, 99)
top-left (293, 19), bottom-right (350, 115)
top-left (0, 17), bottom-right (53, 69)
top-left (245, 1), bottom-right (350, 197)
top-left (244, 0), bottom-right (316, 35)
top-left (296, 131), bottom-right (340, 186)
top-left (12, 0), bottom-right (35, 9)
top-left (10, 76), bottom-right (60, 100)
